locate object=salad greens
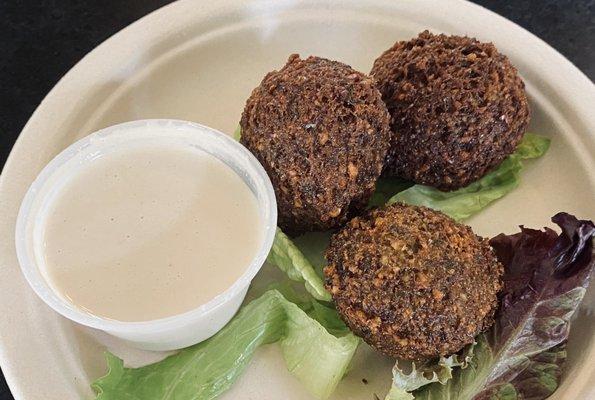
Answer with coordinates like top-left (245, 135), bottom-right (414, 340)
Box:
top-left (386, 344), bottom-right (475, 400)
top-left (388, 133), bottom-right (550, 221)
top-left (292, 231), bottom-right (333, 275)
top-left (233, 125), bottom-right (242, 141)
top-left (410, 213), bottom-right (594, 399)
top-left (267, 228), bottom-right (331, 301)
top-left (257, 280), bottom-right (353, 338)
top-left (368, 177), bottom-right (413, 208)
top-left (411, 338), bottom-right (567, 400)
top-left (93, 290), bottom-right (358, 400)
top-left (91, 131), bottom-right (581, 400)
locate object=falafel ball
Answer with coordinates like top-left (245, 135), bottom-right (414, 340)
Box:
top-left (324, 203), bottom-right (503, 360)
top-left (371, 31), bottom-right (530, 191)
top-left (241, 54), bottom-right (391, 234)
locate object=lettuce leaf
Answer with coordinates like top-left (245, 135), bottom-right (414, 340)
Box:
top-left (307, 299), bottom-right (352, 337)
top-left (267, 228), bottom-right (332, 302)
top-left (368, 177), bottom-right (413, 208)
top-left (388, 133), bottom-right (550, 221)
top-left (413, 212), bottom-right (595, 400)
top-left (386, 343), bottom-right (475, 400)
top-left (92, 290), bottom-right (358, 400)
top-left (232, 125), bottom-right (242, 141)
top-left (256, 279), bottom-right (352, 337)
top-left (292, 230), bottom-right (334, 275)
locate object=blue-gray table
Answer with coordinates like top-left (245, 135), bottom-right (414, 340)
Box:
top-left (0, 0), bottom-right (593, 398)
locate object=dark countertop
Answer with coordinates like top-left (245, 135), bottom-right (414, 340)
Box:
top-left (0, 0), bottom-right (593, 398)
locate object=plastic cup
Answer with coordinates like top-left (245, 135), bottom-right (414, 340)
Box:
top-left (15, 119), bottom-right (277, 351)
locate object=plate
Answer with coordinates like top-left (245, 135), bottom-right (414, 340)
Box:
top-left (0, 0), bottom-right (594, 399)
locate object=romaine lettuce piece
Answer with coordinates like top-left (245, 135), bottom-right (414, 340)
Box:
top-left (232, 125), bottom-right (242, 141)
top-left (292, 230), bottom-right (334, 276)
top-left (93, 290), bottom-right (358, 400)
top-left (368, 177), bottom-right (413, 208)
top-left (255, 280), bottom-right (351, 337)
top-left (267, 228), bottom-right (332, 301)
top-left (386, 344), bottom-right (475, 400)
top-left (388, 133), bottom-right (550, 221)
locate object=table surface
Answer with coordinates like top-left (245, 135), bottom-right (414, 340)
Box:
top-left (0, 0), bottom-right (593, 398)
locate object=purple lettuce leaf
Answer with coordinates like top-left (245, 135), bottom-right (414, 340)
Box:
top-left (414, 212), bottom-right (594, 400)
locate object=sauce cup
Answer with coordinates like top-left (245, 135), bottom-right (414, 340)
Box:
top-left (15, 119), bottom-right (277, 351)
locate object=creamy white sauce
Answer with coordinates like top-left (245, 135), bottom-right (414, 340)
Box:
top-left (41, 145), bottom-right (262, 321)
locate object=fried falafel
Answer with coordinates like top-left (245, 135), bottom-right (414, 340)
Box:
top-left (241, 54), bottom-right (391, 234)
top-left (324, 203), bottom-right (503, 360)
top-left (371, 31), bottom-right (530, 191)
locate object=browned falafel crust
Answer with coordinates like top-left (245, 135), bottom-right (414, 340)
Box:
top-left (241, 54), bottom-right (391, 234)
top-left (371, 31), bottom-right (530, 191)
top-left (324, 203), bottom-right (503, 360)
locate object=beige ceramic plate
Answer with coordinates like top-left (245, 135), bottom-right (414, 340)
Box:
top-left (0, 0), bottom-right (594, 399)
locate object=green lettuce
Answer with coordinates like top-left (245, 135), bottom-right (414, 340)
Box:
top-left (292, 231), bottom-right (333, 274)
top-left (267, 228), bottom-right (332, 302)
top-left (253, 279), bottom-right (351, 337)
top-left (388, 133), bottom-right (550, 221)
top-left (386, 344), bottom-right (475, 400)
top-left (92, 290), bottom-right (358, 400)
top-left (368, 177), bottom-right (413, 208)
top-left (411, 336), bottom-right (566, 400)
top-left (232, 125), bottom-right (242, 141)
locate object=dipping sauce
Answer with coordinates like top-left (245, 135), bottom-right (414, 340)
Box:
top-left (41, 145), bottom-right (263, 321)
